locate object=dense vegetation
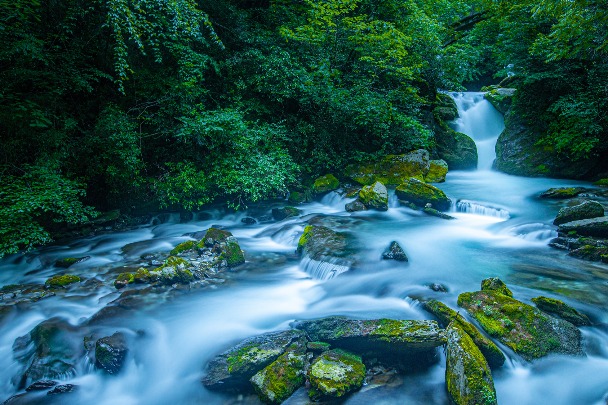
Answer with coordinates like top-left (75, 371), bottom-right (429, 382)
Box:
top-left (1, 0), bottom-right (606, 256)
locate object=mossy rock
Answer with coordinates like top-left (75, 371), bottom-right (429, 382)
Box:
top-left (250, 345), bottom-right (306, 404)
top-left (423, 300), bottom-right (505, 369)
top-left (381, 241), bottom-right (408, 262)
top-left (395, 178), bottom-right (451, 211)
top-left (45, 274), bottom-right (81, 288)
top-left (133, 268), bottom-right (151, 283)
top-left (434, 106), bottom-right (458, 122)
top-left (484, 88), bottom-right (515, 115)
top-left (344, 150), bottom-right (430, 186)
top-left (55, 257), bottom-right (89, 268)
top-left (481, 277), bottom-right (513, 297)
top-left (423, 207), bottom-right (456, 220)
top-left (272, 206), bottom-right (301, 221)
top-left (539, 187), bottom-right (588, 199)
top-left (445, 323), bottom-right (497, 405)
top-left (95, 332), bottom-right (128, 374)
top-left (307, 341), bottom-right (331, 352)
top-left (150, 256), bottom-right (194, 285)
top-left (457, 289), bottom-right (583, 361)
top-left (531, 296), bottom-right (591, 326)
top-left (312, 174), bottom-right (340, 194)
top-left (358, 181), bottom-right (388, 211)
top-left (308, 349), bottom-right (365, 399)
top-left (222, 237), bottom-right (245, 267)
top-left (435, 129), bottom-right (478, 170)
top-left (170, 240), bottom-right (196, 256)
top-left (568, 244), bottom-right (608, 263)
top-left (198, 228), bottom-right (232, 248)
top-left (593, 178), bottom-right (608, 187)
top-left (114, 273), bottom-right (134, 289)
top-left (296, 225), bottom-right (350, 260)
top-left (288, 191), bottom-right (311, 205)
top-left (424, 160), bottom-right (448, 183)
top-left (553, 200), bottom-right (604, 226)
top-left (558, 217), bottom-right (608, 238)
top-left (202, 330), bottom-right (307, 391)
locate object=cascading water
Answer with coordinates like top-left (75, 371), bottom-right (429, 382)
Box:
top-left (0, 94), bottom-right (607, 405)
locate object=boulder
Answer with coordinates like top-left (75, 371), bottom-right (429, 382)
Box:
top-left (149, 256), bottom-right (195, 285)
top-left (484, 87), bottom-right (516, 114)
top-left (540, 187), bottom-right (588, 199)
top-left (288, 191), bottom-right (310, 205)
top-left (297, 226), bottom-right (350, 260)
top-left (25, 380), bottom-right (58, 392)
top-left (312, 174), bottom-right (339, 194)
top-left (170, 240), bottom-right (196, 255)
top-left (45, 275), bottom-right (80, 289)
top-left (381, 241), bottom-right (408, 262)
top-left (481, 277), bottom-right (513, 297)
top-left (553, 201), bottom-right (604, 225)
top-left (458, 281), bottom-right (583, 361)
top-left (344, 150), bottom-right (431, 186)
top-left (95, 332), bottom-right (128, 374)
top-left (395, 178), bottom-right (452, 211)
top-left (424, 160), bottom-right (448, 183)
top-left (198, 228), bottom-right (232, 246)
top-left (197, 228), bottom-right (246, 267)
top-left (436, 128), bottom-right (478, 170)
top-left (358, 181), bottom-right (388, 211)
top-left (422, 300), bottom-right (505, 368)
top-left (445, 324), bottom-right (497, 405)
top-left (202, 330), bottom-right (306, 391)
top-left (250, 344), bottom-right (307, 404)
top-left (558, 217), bottom-right (608, 238)
top-left (47, 384), bottom-right (76, 395)
top-left (345, 200), bottom-right (367, 212)
top-left (307, 349), bottom-right (365, 399)
top-left (271, 207), bottom-right (301, 221)
top-left (531, 296), bottom-right (591, 326)
top-left (241, 217), bottom-right (257, 225)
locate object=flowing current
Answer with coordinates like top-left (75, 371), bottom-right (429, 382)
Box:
top-left (1, 93), bottom-right (607, 404)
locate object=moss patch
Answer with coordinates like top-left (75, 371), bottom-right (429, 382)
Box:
top-left (424, 160), bottom-right (448, 183)
top-left (222, 239), bottom-right (245, 267)
top-left (531, 296), bottom-right (591, 326)
top-left (45, 274), bottom-right (81, 288)
top-left (250, 347), bottom-right (306, 404)
top-left (312, 174), bottom-right (339, 194)
top-left (308, 349), bottom-right (365, 399)
top-left (198, 228), bottom-right (232, 248)
top-left (395, 178), bottom-right (451, 210)
top-left (170, 240), bottom-right (196, 255)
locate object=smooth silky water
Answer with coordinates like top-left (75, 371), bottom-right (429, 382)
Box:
top-left (1, 93), bottom-right (607, 404)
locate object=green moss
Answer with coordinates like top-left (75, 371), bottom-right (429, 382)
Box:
top-left (198, 228), bottom-right (232, 248)
top-left (114, 272), bottom-right (135, 289)
top-left (481, 277), bottom-right (513, 297)
top-left (531, 296), bottom-right (591, 326)
top-left (593, 178), bottom-right (608, 187)
top-left (288, 191), bottom-right (311, 204)
top-left (308, 349), bottom-right (365, 399)
top-left (227, 345), bottom-right (278, 374)
top-left (45, 274), bottom-right (81, 288)
top-left (395, 178), bottom-right (451, 210)
top-left (358, 181), bottom-right (388, 210)
top-left (151, 256), bottom-right (194, 285)
top-left (222, 240), bottom-right (245, 267)
top-left (133, 268), bottom-right (151, 283)
top-left (424, 160), bottom-right (448, 183)
top-left (55, 257), bottom-right (89, 268)
top-left (313, 174), bottom-right (339, 194)
top-left (296, 225), bottom-right (313, 254)
top-left (307, 341), bottom-right (331, 352)
top-left (251, 350), bottom-right (306, 404)
top-left (1, 284), bottom-right (21, 293)
top-left (170, 240), bottom-right (196, 256)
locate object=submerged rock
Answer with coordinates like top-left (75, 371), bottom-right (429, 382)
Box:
top-left (381, 241), bottom-right (408, 262)
top-left (272, 207), bottom-right (301, 221)
top-left (423, 207), bottom-right (456, 220)
top-left (54, 257), bottom-right (89, 268)
top-left (344, 150), bottom-right (431, 186)
top-left (25, 380), bottom-right (58, 391)
top-left (95, 332), bottom-right (128, 374)
top-left (307, 349), bottom-right (365, 400)
top-left (312, 174), bottom-right (340, 194)
top-left (445, 324), bottom-right (497, 405)
top-left (395, 178), bottom-right (451, 211)
top-left (540, 187), bottom-right (588, 199)
top-left (553, 200), bottom-right (604, 225)
top-left (458, 280), bottom-right (583, 361)
top-left (45, 275), bottom-right (80, 289)
top-left (558, 217), bottom-right (608, 238)
top-left (47, 384), bottom-right (76, 395)
top-left (422, 300), bottom-right (505, 369)
top-left (358, 181), bottom-right (388, 211)
top-left (250, 345), bottom-right (307, 404)
top-left (531, 296), bottom-right (591, 327)
top-left (345, 200), bottom-right (367, 212)
top-left (202, 330), bottom-right (306, 391)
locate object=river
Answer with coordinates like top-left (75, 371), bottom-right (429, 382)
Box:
top-left (0, 93), bottom-right (607, 404)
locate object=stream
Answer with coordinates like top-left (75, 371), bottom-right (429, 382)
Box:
top-left (1, 92), bottom-right (607, 404)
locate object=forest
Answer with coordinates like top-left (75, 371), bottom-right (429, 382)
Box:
top-left (1, 0), bottom-right (607, 256)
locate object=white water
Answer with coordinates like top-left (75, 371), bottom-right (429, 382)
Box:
top-left (1, 93), bottom-right (607, 404)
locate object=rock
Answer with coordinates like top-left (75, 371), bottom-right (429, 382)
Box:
top-left (241, 217), bottom-right (257, 225)
top-left (481, 277), bottom-right (513, 297)
top-left (358, 181), bottom-right (388, 211)
top-left (381, 241), bottom-right (408, 262)
top-left (423, 207), bottom-right (456, 219)
top-left (344, 150), bottom-right (431, 186)
top-left (554, 201), bottom-right (604, 225)
top-left (422, 300), bottom-right (505, 369)
top-left (307, 342), bottom-right (331, 352)
top-left (531, 296), bottom-right (591, 326)
top-left (44, 275), bottom-right (80, 288)
top-left (307, 349), bottom-right (365, 399)
top-left (288, 191), bottom-right (310, 204)
top-left (25, 380), bottom-right (58, 391)
top-left (445, 324), bottom-right (497, 405)
top-left (47, 384), bottom-right (76, 395)
top-left (395, 178), bottom-right (452, 211)
top-left (429, 283), bottom-right (448, 292)
top-left (484, 87), bottom-right (515, 114)
top-left (223, 236), bottom-right (245, 267)
top-left (271, 207), bottom-right (301, 221)
top-left (312, 174), bottom-right (340, 194)
top-left (424, 160), bottom-right (448, 183)
top-left (250, 344), bottom-right (306, 404)
top-left (434, 106), bottom-right (458, 122)
top-left (432, 103), bottom-right (478, 171)
top-left (569, 244), bottom-right (608, 263)
top-left (202, 330), bottom-right (306, 391)
top-left (345, 200), bottom-right (367, 212)
top-left (558, 217), bottom-right (608, 238)
top-left (149, 256), bottom-right (195, 285)
top-left (54, 257), bottom-right (90, 268)
top-left (297, 225), bottom-right (351, 261)
top-left (199, 228), bottom-right (232, 247)
top-left (114, 273), bottom-right (134, 289)
top-left (95, 332), bottom-right (128, 374)
top-left (458, 285), bottom-right (584, 361)
top-left (170, 240), bottom-right (196, 255)
top-left (594, 178), bottom-right (608, 187)
top-left (540, 187), bottom-right (588, 199)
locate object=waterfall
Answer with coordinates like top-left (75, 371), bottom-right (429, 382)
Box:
top-left (456, 199), bottom-right (510, 219)
top-left (299, 255), bottom-right (351, 280)
top-left (450, 92), bottom-right (505, 170)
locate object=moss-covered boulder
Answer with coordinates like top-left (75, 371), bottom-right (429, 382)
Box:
top-left (54, 257), bottom-right (90, 268)
top-left (484, 87), bottom-right (515, 115)
top-left (425, 160), bottom-right (448, 183)
top-left (558, 217), bottom-right (608, 238)
top-left (222, 236), bottom-right (245, 267)
top-left (458, 284), bottom-right (584, 361)
top-left (358, 181), bottom-right (388, 211)
top-left (250, 344), bottom-right (306, 404)
top-left (312, 174), bottom-right (340, 194)
top-left (202, 330), bottom-right (306, 391)
top-left (553, 200), bottom-right (604, 226)
top-left (540, 187), bottom-right (588, 199)
top-left (395, 178), bottom-right (452, 211)
top-left (594, 178), bottom-right (608, 187)
top-left (170, 240), bottom-right (196, 256)
top-left (196, 228), bottom-right (245, 268)
top-left (481, 277), bottom-right (513, 297)
top-left (271, 206), bottom-right (301, 221)
top-left (422, 300), bottom-right (505, 369)
top-left (345, 200), bottom-right (367, 212)
top-left (297, 225), bottom-right (350, 260)
top-left (198, 228), bottom-right (233, 248)
top-left (114, 272), bottom-right (134, 289)
top-left (531, 296), bottom-right (591, 327)
top-left (95, 332), bottom-right (128, 374)
top-left (45, 274), bottom-right (81, 288)
top-left (288, 191), bottom-right (311, 205)
top-left (150, 256), bottom-right (194, 285)
top-left (344, 150), bottom-right (431, 186)
top-left (381, 241), bottom-right (408, 262)
top-left (445, 323), bottom-right (497, 405)
top-left (307, 349), bottom-right (365, 399)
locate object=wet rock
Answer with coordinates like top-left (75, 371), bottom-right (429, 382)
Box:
top-left (250, 344), bottom-right (307, 404)
top-left (199, 228), bottom-right (232, 247)
top-left (288, 190), bottom-right (310, 205)
top-left (312, 174), bottom-right (340, 194)
top-left (358, 181), bottom-right (389, 211)
top-left (47, 384), bottom-right (76, 395)
top-left (25, 380), bottom-right (58, 391)
top-left (297, 226), bottom-right (350, 260)
top-left (429, 283), bottom-right (448, 292)
top-left (445, 324), bottom-right (497, 405)
top-left (307, 342), bottom-right (331, 353)
top-left (344, 150), bottom-right (431, 186)
top-left (271, 207), bottom-right (301, 221)
top-left (435, 128), bottom-right (478, 170)
top-left (149, 256), bottom-right (195, 285)
top-left (553, 200), bottom-right (604, 225)
top-left (308, 349), bottom-right (365, 400)
top-left (395, 178), bottom-right (451, 211)
top-left (54, 257), bottom-right (89, 268)
top-left (202, 330), bottom-right (307, 391)
top-left (484, 87), bottom-right (515, 114)
top-left (531, 296), bottom-right (591, 326)
top-left (540, 187), bottom-right (588, 199)
top-left (381, 241), bottom-right (408, 262)
top-left (423, 207), bottom-right (456, 219)
top-left (114, 273), bottom-right (134, 289)
top-left (95, 332), bottom-right (128, 374)
top-left (422, 300), bottom-right (505, 369)
top-left (458, 281), bottom-right (584, 361)
top-left (241, 217), bottom-right (257, 225)
top-left (170, 240), bottom-right (196, 255)
top-left (558, 217), bottom-right (608, 238)
top-left (481, 277), bottom-right (513, 297)
top-left (424, 160), bottom-right (448, 183)
top-left (345, 200), bottom-right (367, 212)
top-left (569, 244), bottom-right (608, 263)
top-left (44, 275), bottom-right (80, 289)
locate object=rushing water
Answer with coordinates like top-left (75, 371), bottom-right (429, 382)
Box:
top-left (1, 93), bottom-right (608, 404)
